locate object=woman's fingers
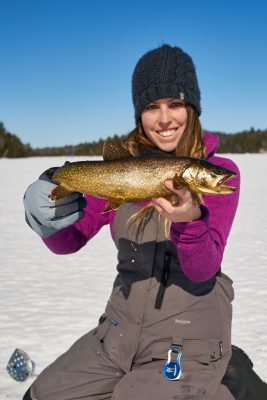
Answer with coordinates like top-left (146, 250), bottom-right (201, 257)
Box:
top-left (165, 180), bottom-right (200, 206)
top-left (152, 196), bottom-right (179, 214)
top-left (152, 183), bottom-right (201, 222)
top-left (164, 180), bottom-right (174, 190)
top-left (169, 195), bottom-right (180, 206)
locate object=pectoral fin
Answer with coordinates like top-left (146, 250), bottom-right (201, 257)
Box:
top-left (50, 185), bottom-right (73, 201)
top-left (103, 198), bottom-right (123, 212)
top-left (103, 140), bottom-right (131, 161)
top-left (172, 173), bottom-right (184, 190)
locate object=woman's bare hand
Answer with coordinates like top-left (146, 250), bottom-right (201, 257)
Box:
top-left (151, 180), bottom-right (202, 222)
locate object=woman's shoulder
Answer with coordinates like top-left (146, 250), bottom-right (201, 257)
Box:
top-left (204, 132), bottom-right (240, 175)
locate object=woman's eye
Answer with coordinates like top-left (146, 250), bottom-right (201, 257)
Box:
top-left (171, 102), bottom-right (183, 108)
top-left (145, 104), bottom-right (157, 110)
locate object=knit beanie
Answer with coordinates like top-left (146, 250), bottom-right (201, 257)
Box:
top-left (132, 44), bottom-right (201, 122)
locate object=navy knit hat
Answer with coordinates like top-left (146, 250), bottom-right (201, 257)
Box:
top-left (132, 44), bottom-right (201, 122)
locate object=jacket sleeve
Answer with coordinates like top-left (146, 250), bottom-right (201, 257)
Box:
top-left (170, 157), bottom-right (240, 282)
top-left (43, 195), bottom-right (114, 254)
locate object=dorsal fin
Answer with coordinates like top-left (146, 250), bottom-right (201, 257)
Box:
top-left (103, 139), bottom-right (131, 161)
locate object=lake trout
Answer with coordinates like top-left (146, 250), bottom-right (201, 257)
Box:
top-left (50, 140), bottom-right (236, 210)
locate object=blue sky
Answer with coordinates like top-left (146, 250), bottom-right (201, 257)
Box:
top-left (1, 0), bottom-right (266, 148)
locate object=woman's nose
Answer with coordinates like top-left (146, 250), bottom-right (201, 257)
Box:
top-left (158, 106), bottom-right (171, 125)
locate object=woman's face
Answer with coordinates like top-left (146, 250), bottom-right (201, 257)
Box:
top-left (141, 98), bottom-right (187, 152)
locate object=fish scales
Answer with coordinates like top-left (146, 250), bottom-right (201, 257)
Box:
top-left (51, 144), bottom-right (236, 208)
top-left (52, 157), bottom-right (189, 201)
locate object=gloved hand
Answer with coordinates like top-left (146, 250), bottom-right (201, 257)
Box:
top-left (23, 167), bottom-right (87, 238)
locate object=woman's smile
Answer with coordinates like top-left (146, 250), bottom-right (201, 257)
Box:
top-left (157, 128), bottom-right (179, 138)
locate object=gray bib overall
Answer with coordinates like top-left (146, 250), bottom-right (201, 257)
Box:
top-left (31, 204), bottom-right (235, 400)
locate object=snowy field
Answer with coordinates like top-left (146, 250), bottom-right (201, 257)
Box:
top-left (0, 154), bottom-right (267, 399)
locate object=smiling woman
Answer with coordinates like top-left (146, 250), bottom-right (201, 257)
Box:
top-left (22, 44), bottom-right (267, 400)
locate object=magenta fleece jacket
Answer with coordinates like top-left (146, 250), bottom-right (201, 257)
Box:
top-left (43, 132), bottom-right (240, 283)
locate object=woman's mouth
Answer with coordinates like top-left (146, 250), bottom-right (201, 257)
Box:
top-left (157, 129), bottom-right (177, 137)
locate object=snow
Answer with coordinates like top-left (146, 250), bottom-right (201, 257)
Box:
top-left (0, 154), bottom-right (267, 399)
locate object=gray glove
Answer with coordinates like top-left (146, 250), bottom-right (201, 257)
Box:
top-left (23, 167), bottom-right (87, 238)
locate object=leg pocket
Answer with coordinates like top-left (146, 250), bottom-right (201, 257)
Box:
top-left (96, 315), bottom-right (122, 365)
top-left (181, 338), bottom-right (224, 373)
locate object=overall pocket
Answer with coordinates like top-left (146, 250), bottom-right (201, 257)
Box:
top-left (180, 338), bottom-right (224, 375)
top-left (96, 315), bottom-right (122, 363)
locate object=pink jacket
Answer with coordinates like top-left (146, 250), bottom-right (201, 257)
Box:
top-left (43, 132), bottom-right (240, 283)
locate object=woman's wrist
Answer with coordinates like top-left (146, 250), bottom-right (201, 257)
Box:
top-left (191, 204), bottom-right (202, 221)
top-left (170, 206), bottom-right (201, 222)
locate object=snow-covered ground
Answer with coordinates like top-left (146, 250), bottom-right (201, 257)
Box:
top-left (0, 154), bottom-right (266, 399)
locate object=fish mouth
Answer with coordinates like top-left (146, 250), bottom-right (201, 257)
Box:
top-left (209, 172), bottom-right (236, 194)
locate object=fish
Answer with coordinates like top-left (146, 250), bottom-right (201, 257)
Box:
top-left (50, 140), bottom-right (236, 210)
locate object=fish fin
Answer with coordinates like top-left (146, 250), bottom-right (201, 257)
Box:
top-left (103, 140), bottom-right (131, 161)
top-left (103, 198), bottom-right (123, 212)
top-left (172, 173), bottom-right (184, 190)
top-left (50, 185), bottom-right (73, 201)
top-left (192, 192), bottom-right (204, 205)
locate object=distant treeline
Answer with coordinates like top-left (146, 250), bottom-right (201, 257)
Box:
top-left (0, 121), bottom-right (267, 158)
top-left (32, 134), bottom-right (124, 157)
top-left (0, 122), bottom-right (33, 157)
top-left (215, 129), bottom-right (267, 153)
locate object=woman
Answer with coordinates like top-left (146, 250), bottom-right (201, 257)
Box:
top-left (23, 45), bottom-right (266, 400)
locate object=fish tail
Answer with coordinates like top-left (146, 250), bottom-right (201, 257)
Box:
top-left (50, 185), bottom-right (73, 201)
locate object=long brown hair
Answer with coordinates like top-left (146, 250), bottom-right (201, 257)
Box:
top-left (123, 105), bottom-right (206, 238)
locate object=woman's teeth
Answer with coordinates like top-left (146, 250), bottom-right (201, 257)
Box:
top-left (158, 129), bottom-right (177, 137)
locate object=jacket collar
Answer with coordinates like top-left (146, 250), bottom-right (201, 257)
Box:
top-left (204, 131), bottom-right (219, 159)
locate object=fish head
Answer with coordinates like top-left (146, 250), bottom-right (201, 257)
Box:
top-left (181, 161), bottom-right (237, 195)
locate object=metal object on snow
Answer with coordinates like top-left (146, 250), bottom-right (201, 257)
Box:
top-left (7, 348), bottom-right (35, 381)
